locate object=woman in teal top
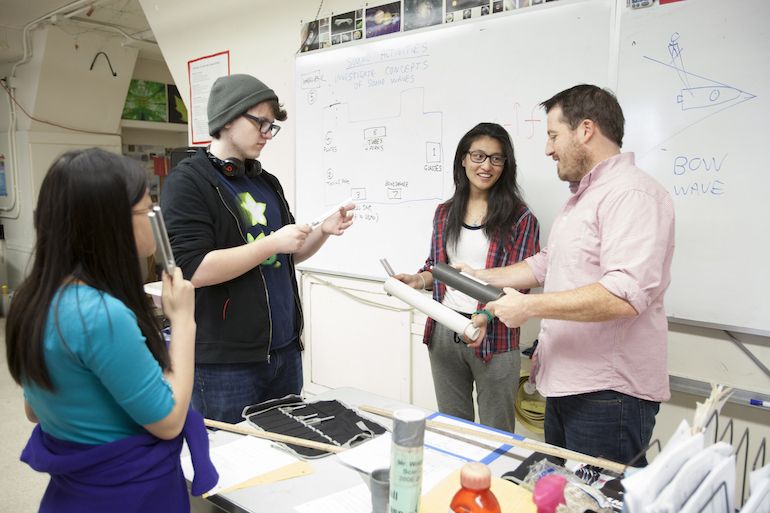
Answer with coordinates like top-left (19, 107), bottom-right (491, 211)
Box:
top-left (25, 285), bottom-right (177, 443)
top-left (5, 148), bottom-right (203, 511)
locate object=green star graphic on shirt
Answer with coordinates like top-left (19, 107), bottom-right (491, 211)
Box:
top-left (249, 232), bottom-right (280, 267)
top-left (237, 192), bottom-right (280, 268)
top-left (238, 192), bottom-right (267, 227)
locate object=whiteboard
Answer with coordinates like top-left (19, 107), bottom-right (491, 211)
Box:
top-left (294, 0), bottom-right (613, 280)
top-left (294, 0), bottom-right (770, 335)
top-left (617, 0), bottom-right (770, 334)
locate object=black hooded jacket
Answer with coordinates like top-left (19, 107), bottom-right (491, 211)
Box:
top-left (160, 149), bottom-right (303, 364)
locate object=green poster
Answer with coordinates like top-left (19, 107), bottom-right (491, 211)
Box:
top-left (122, 80), bottom-right (168, 122)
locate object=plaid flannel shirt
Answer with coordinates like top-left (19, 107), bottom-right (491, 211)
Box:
top-left (420, 201), bottom-right (540, 361)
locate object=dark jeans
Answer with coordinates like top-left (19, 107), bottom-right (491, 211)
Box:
top-left (191, 345), bottom-right (303, 424)
top-left (544, 390), bottom-right (660, 467)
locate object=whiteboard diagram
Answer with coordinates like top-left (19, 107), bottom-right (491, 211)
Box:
top-left (659, 32), bottom-right (756, 111)
top-left (646, 32), bottom-right (756, 122)
top-left (320, 88), bottom-right (444, 208)
top-left (626, 30), bottom-right (758, 155)
top-left (618, 0), bottom-right (770, 333)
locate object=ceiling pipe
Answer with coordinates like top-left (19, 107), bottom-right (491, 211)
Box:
top-left (66, 16), bottom-right (158, 48)
top-left (10, 0), bottom-right (94, 79)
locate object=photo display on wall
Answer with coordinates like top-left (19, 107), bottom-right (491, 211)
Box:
top-left (300, 19), bottom-right (320, 52)
top-left (404, 0), bottom-right (443, 31)
top-left (167, 84), bottom-right (188, 124)
top-left (366, 2), bottom-right (402, 39)
top-left (299, 0), bottom-right (558, 51)
top-left (122, 80), bottom-right (168, 122)
top-left (444, 0), bottom-right (490, 23)
top-left (492, 0), bottom-right (514, 12)
top-left (331, 10), bottom-right (361, 45)
top-left (122, 80), bottom-right (188, 125)
top-left (318, 16), bottom-right (331, 48)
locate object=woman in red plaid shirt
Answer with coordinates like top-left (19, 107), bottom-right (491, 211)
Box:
top-left (395, 122), bottom-right (540, 432)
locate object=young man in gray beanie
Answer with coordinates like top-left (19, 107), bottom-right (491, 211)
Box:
top-left (161, 74), bottom-right (355, 424)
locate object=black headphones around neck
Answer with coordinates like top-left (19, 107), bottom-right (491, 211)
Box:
top-left (207, 152), bottom-right (262, 178)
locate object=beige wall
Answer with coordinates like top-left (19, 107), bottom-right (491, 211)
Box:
top-left (0, 24), bottom-right (136, 284)
top-left (0, 19), bottom-right (191, 285)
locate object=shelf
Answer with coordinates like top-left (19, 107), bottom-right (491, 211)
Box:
top-left (120, 119), bottom-right (188, 133)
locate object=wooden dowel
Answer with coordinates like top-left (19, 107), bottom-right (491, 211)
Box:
top-left (204, 418), bottom-right (345, 454)
top-left (358, 405), bottom-right (626, 474)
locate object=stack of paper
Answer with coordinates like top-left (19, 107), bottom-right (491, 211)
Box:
top-left (181, 433), bottom-right (307, 497)
top-left (740, 463), bottom-right (770, 513)
top-left (623, 383), bottom-right (740, 513)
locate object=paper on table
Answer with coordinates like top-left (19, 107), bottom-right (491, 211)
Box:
top-left (383, 277), bottom-right (479, 340)
top-left (336, 432), bottom-right (460, 490)
top-left (424, 414), bottom-right (511, 463)
top-left (296, 460), bottom-right (456, 513)
top-left (419, 458), bottom-right (460, 495)
top-left (336, 432), bottom-right (391, 474)
top-left (182, 434), bottom-right (299, 497)
top-left (295, 483), bottom-right (371, 513)
top-left (337, 417), bottom-right (509, 477)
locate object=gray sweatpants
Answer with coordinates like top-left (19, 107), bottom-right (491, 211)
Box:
top-left (428, 322), bottom-right (521, 433)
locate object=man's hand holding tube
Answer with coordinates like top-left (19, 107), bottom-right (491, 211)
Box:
top-left (486, 287), bottom-right (530, 328)
top-left (465, 285), bottom-right (531, 347)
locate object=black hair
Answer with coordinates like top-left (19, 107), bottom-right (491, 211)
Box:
top-left (540, 84), bottom-right (625, 147)
top-left (444, 122), bottom-right (526, 249)
top-left (6, 148), bottom-right (169, 390)
top-left (211, 99), bottom-right (288, 139)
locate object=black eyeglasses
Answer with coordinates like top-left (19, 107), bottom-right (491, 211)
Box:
top-left (467, 150), bottom-right (506, 167)
top-left (242, 113), bottom-right (281, 137)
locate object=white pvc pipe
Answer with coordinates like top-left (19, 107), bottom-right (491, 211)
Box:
top-left (383, 277), bottom-right (480, 341)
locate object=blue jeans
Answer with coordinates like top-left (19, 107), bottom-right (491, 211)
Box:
top-left (544, 390), bottom-right (659, 467)
top-left (191, 345), bottom-right (303, 424)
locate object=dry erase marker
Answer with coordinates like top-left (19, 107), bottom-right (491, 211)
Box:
top-left (148, 206), bottom-right (176, 275)
top-left (379, 258), bottom-right (395, 277)
top-left (750, 399), bottom-right (769, 408)
top-left (309, 197), bottom-right (354, 228)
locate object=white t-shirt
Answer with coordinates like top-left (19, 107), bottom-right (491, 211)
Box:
top-left (442, 224), bottom-right (490, 313)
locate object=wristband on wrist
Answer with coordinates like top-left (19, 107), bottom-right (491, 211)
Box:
top-left (472, 309), bottom-right (494, 323)
top-left (417, 273), bottom-right (426, 290)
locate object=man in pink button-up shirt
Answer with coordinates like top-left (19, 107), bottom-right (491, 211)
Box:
top-left (467, 85), bottom-right (675, 467)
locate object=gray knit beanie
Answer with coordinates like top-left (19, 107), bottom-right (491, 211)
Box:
top-left (207, 74), bottom-right (278, 136)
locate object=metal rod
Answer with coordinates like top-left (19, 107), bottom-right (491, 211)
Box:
top-left (724, 330), bottom-right (770, 379)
